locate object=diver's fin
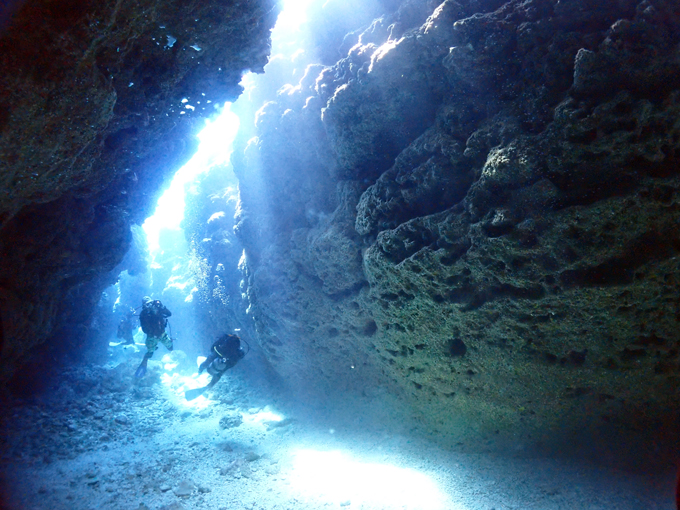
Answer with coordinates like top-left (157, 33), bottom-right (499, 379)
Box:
top-left (185, 386), bottom-right (209, 401)
top-left (134, 365), bottom-right (147, 378)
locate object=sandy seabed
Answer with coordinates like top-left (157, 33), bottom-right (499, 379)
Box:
top-left (0, 347), bottom-right (674, 510)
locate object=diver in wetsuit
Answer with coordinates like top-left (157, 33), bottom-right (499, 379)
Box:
top-left (185, 334), bottom-right (245, 400)
top-left (116, 308), bottom-right (137, 345)
top-left (134, 296), bottom-right (173, 378)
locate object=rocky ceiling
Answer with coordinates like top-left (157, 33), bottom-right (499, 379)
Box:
top-left (0, 0), bottom-right (279, 383)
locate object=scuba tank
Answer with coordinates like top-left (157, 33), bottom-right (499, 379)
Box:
top-left (207, 357), bottom-right (228, 376)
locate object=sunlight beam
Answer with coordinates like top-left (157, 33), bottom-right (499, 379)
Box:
top-left (142, 103), bottom-right (240, 254)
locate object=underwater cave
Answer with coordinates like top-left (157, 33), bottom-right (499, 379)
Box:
top-left (1, 0), bottom-right (680, 508)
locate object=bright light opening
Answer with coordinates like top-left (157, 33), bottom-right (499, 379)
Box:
top-left (277, 0), bottom-right (316, 29)
top-left (290, 449), bottom-right (454, 509)
top-left (142, 103), bottom-right (240, 254)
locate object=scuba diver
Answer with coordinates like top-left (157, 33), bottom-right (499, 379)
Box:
top-left (185, 333), bottom-right (246, 401)
top-left (116, 308), bottom-right (137, 345)
top-left (134, 296), bottom-right (173, 378)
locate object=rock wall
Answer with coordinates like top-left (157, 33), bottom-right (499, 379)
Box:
top-left (182, 164), bottom-right (248, 344)
top-left (229, 0), bottom-right (680, 456)
top-left (0, 0), bottom-right (279, 384)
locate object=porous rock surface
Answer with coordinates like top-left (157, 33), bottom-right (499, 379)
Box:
top-left (229, 0), bottom-right (680, 455)
top-left (0, 0), bottom-right (279, 383)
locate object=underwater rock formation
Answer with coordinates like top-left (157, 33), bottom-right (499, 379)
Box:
top-left (181, 164), bottom-right (251, 351)
top-left (0, 0), bottom-right (279, 383)
top-left (2, 0), bottom-right (679, 461)
top-left (229, 0), bottom-right (680, 454)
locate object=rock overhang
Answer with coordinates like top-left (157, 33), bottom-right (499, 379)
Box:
top-left (0, 0), bottom-right (280, 384)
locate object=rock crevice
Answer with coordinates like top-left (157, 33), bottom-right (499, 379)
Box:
top-left (0, 0), bottom-right (280, 383)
